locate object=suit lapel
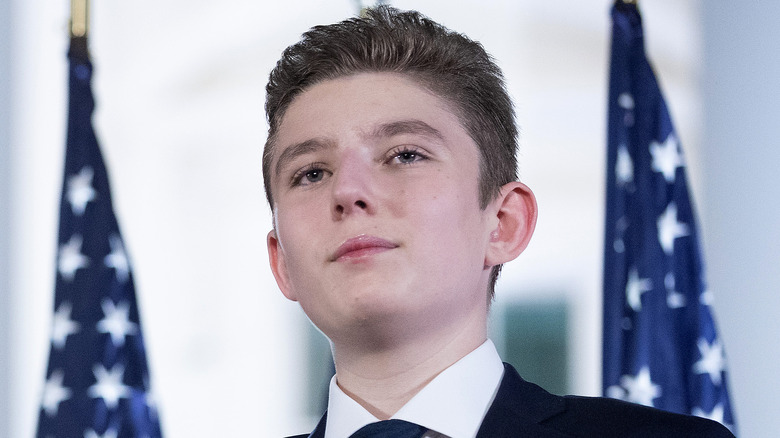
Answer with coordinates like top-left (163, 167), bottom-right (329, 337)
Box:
top-left (476, 363), bottom-right (572, 438)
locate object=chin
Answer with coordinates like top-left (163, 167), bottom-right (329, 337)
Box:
top-left (348, 294), bottom-right (408, 321)
top-left (334, 295), bottom-right (416, 331)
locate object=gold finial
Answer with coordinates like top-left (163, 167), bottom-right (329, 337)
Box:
top-left (70, 0), bottom-right (89, 38)
top-left (354, 0), bottom-right (389, 17)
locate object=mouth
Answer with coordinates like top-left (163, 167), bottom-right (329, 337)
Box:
top-left (331, 235), bottom-right (399, 261)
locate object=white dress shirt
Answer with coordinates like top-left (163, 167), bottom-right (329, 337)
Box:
top-left (323, 339), bottom-right (505, 438)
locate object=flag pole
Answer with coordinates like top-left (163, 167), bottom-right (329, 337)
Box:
top-left (70, 0), bottom-right (88, 38)
top-left (353, 0), bottom-right (390, 17)
top-left (69, 0), bottom-right (89, 60)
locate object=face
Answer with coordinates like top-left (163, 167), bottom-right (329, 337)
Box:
top-left (266, 72), bottom-right (498, 344)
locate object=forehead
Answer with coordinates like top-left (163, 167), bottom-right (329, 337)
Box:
top-left (272, 72), bottom-right (469, 152)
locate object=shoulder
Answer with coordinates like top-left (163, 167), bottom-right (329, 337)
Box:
top-left (494, 363), bottom-right (733, 437)
top-left (548, 394), bottom-right (734, 437)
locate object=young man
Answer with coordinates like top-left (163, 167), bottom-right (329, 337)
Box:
top-left (263, 6), bottom-right (733, 438)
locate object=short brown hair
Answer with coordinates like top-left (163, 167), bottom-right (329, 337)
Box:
top-left (263, 6), bottom-right (518, 298)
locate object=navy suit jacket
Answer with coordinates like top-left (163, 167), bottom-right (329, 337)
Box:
top-left (287, 363), bottom-right (733, 438)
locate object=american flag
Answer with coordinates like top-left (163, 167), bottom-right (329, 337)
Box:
top-left (36, 43), bottom-right (163, 438)
top-left (602, 2), bottom-right (736, 433)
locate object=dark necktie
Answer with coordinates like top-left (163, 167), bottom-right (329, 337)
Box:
top-left (348, 419), bottom-right (427, 438)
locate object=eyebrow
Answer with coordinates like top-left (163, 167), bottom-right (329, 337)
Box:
top-left (274, 138), bottom-right (335, 178)
top-left (370, 119), bottom-right (445, 143)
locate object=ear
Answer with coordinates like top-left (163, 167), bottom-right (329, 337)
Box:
top-left (485, 182), bottom-right (538, 267)
top-left (267, 229), bottom-right (298, 302)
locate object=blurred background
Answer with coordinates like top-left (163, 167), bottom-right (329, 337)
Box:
top-left (2, 0), bottom-right (778, 436)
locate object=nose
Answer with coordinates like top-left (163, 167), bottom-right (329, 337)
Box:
top-left (331, 153), bottom-right (375, 219)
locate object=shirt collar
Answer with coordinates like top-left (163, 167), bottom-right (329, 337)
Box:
top-left (324, 339), bottom-right (505, 438)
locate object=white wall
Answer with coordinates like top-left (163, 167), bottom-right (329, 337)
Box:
top-left (1, 0), bottom-right (13, 435)
top-left (700, 3), bottom-right (780, 437)
top-left (7, 1), bottom-right (772, 436)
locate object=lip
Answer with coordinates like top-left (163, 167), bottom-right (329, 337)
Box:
top-left (331, 235), bottom-right (398, 261)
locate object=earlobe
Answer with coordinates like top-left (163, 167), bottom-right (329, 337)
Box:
top-left (267, 229), bottom-right (298, 302)
top-left (485, 182), bottom-right (538, 266)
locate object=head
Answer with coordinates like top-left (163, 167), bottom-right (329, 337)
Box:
top-left (263, 6), bottom-right (521, 299)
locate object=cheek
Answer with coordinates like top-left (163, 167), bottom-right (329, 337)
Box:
top-left (420, 176), bottom-right (481, 225)
top-left (413, 188), bottom-right (485, 251)
top-left (274, 210), bottom-right (324, 273)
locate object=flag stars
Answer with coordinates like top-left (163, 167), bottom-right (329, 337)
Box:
top-left (614, 216), bottom-right (629, 253)
top-left (650, 133), bottom-right (684, 183)
top-left (41, 370), bottom-right (72, 417)
top-left (693, 404), bottom-right (726, 426)
top-left (146, 391), bottom-right (161, 421)
top-left (97, 299), bottom-right (138, 347)
top-left (700, 289), bottom-right (715, 306)
top-left (616, 144), bottom-right (634, 185)
top-left (618, 92), bottom-right (635, 110)
top-left (626, 268), bottom-right (652, 311)
top-left (58, 234), bottom-right (90, 281)
top-left (66, 166), bottom-right (97, 216)
top-left (84, 428), bottom-right (119, 438)
top-left (104, 234), bottom-right (130, 283)
top-left (665, 273), bottom-right (686, 309)
top-left (618, 92), bottom-right (635, 126)
top-left (606, 384), bottom-right (626, 400)
top-left (693, 338), bottom-right (726, 385)
top-left (658, 202), bottom-right (689, 255)
top-left (88, 364), bottom-right (130, 410)
top-left (51, 301), bottom-right (80, 350)
top-left (621, 366), bottom-right (661, 407)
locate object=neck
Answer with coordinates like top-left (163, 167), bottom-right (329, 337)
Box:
top-left (330, 310), bottom-right (487, 419)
